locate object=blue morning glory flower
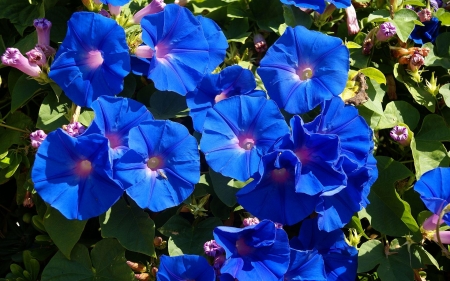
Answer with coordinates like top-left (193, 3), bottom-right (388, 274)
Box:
top-left (100, 0), bottom-right (129, 5)
top-left (257, 25), bottom-right (349, 114)
top-left (236, 150), bottom-right (321, 226)
top-left (291, 218), bottom-right (358, 281)
top-left (31, 129), bottom-right (123, 220)
top-left (410, 17), bottom-right (441, 44)
top-left (414, 167), bottom-right (450, 225)
top-left (49, 12), bottom-right (130, 108)
top-left (157, 255), bottom-right (215, 281)
top-left (200, 96), bottom-right (290, 181)
top-left (114, 120), bottom-right (200, 212)
top-left (137, 4), bottom-right (210, 95)
top-left (284, 249), bottom-right (327, 281)
top-left (186, 65), bottom-right (265, 133)
top-left (279, 0), bottom-right (350, 14)
top-left (83, 96), bottom-right (153, 150)
top-left (213, 220), bottom-right (290, 281)
top-left (197, 16), bottom-right (228, 72)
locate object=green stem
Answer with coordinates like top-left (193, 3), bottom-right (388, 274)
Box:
top-left (0, 123), bottom-right (28, 133)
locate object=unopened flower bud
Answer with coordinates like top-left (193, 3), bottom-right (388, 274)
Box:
top-left (151, 267), bottom-right (158, 276)
top-left (126, 261), bottom-right (147, 272)
top-left (153, 236), bottom-right (163, 247)
top-left (2, 48), bottom-right (41, 77)
top-left (26, 47), bottom-right (46, 66)
top-left (409, 52), bottom-right (425, 72)
top-left (243, 217), bottom-right (259, 226)
top-left (30, 130), bottom-right (47, 148)
top-left (417, 9), bottom-right (432, 22)
top-left (99, 9), bottom-right (111, 18)
top-left (423, 214), bottom-right (439, 231)
top-left (345, 4), bottom-right (360, 35)
top-left (36, 44), bottom-right (56, 57)
top-left (204, 240), bottom-right (224, 257)
top-left (108, 4), bottom-right (121, 16)
top-left (253, 33), bottom-right (267, 53)
top-left (33, 18), bottom-right (52, 47)
top-left (63, 122), bottom-right (86, 137)
top-left (274, 222), bottom-right (283, 229)
top-left (376, 22), bottom-right (396, 41)
top-left (134, 273), bottom-right (150, 281)
top-left (133, 0), bottom-right (166, 23)
top-left (362, 39), bottom-right (373, 55)
top-left (23, 191), bottom-right (34, 208)
top-left (390, 125), bottom-right (411, 146)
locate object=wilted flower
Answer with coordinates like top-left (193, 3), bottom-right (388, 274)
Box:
top-left (157, 255), bottom-right (215, 281)
top-left (376, 22), bottom-right (396, 41)
top-left (417, 8), bottom-right (432, 22)
top-left (213, 220), bottom-right (290, 281)
top-left (30, 130), bottom-right (47, 148)
top-left (390, 125), bottom-right (411, 146)
top-left (133, 0), bottom-right (166, 23)
top-left (114, 120), bottom-right (200, 212)
top-left (243, 217), bottom-right (260, 226)
top-left (26, 47), bottom-right (46, 66)
top-left (204, 240), bottom-right (224, 257)
top-left (258, 26), bottom-right (349, 114)
top-left (33, 18), bottom-right (52, 47)
top-left (409, 52), bottom-right (425, 71)
top-left (253, 33), bottom-right (267, 53)
top-left (63, 122), bottom-right (86, 137)
top-left (345, 4), bottom-right (360, 35)
top-left (98, 9), bottom-right (111, 17)
top-left (49, 12), bottom-right (130, 107)
top-left (2, 48), bottom-right (41, 77)
top-left (430, 0), bottom-right (443, 10)
top-left (200, 96), bottom-right (290, 181)
top-left (410, 17), bottom-right (441, 44)
top-left (31, 129), bottom-right (123, 220)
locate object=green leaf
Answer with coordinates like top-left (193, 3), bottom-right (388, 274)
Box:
top-left (403, 0), bottom-right (426, 6)
top-left (159, 215), bottom-right (222, 256)
top-left (78, 110), bottom-right (94, 127)
top-left (13, 31), bottom-right (38, 54)
top-left (416, 245), bottom-right (440, 269)
top-left (345, 41), bottom-right (362, 49)
top-left (366, 156), bottom-right (420, 237)
top-left (227, 1), bottom-right (248, 18)
top-left (377, 101), bottom-right (420, 130)
top-left (45, 6), bottom-right (71, 43)
top-left (411, 138), bottom-right (450, 179)
top-left (36, 93), bottom-right (71, 131)
top-left (435, 32), bottom-right (450, 58)
top-left (282, 4), bottom-right (312, 28)
top-left (391, 9), bottom-right (419, 42)
top-left (22, 250), bottom-right (39, 281)
top-left (415, 114), bottom-right (450, 141)
top-left (439, 83), bottom-right (450, 107)
top-left (346, 215), bottom-right (370, 239)
top-left (0, 0), bottom-right (44, 35)
top-left (148, 91), bottom-right (188, 119)
top-left (209, 168), bottom-right (243, 207)
top-left (4, 153), bottom-right (21, 178)
top-left (43, 207), bottom-right (87, 259)
top-left (224, 18), bottom-right (251, 43)
top-left (100, 198), bottom-right (155, 257)
top-left (360, 67), bottom-right (386, 85)
top-left (358, 240), bottom-right (384, 273)
top-left (249, 0), bottom-right (284, 32)
top-left (0, 112), bottom-right (32, 154)
top-left (118, 74), bottom-right (137, 98)
top-left (11, 75), bottom-right (43, 112)
top-left (436, 8), bottom-right (450, 26)
top-left (41, 239), bottom-right (134, 281)
top-left (367, 10), bottom-right (390, 22)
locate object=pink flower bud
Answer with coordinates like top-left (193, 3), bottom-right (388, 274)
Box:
top-left (345, 4), bottom-right (360, 35)
top-left (434, 231), bottom-right (450, 244)
top-left (243, 217), bottom-right (259, 226)
top-left (203, 240), bottom-right (224, 257)
top-left (390, 125), bottom-right (410, 146)
top-left (133, 0), bottom-right (166, 23)
top-left (376, 22), bottom-right (396, 41)
top-left (254, 33), bottom-right (267, 53)
top-left (33, 18), bottom-right (52, 46)
top-left (409, 52), bottom-right (425, 72)
top-left (2, 48), bottom-right (41, 77)
top-left (108, 4), bottom-right (121, 16)
top-left (417, 9), bottom-right (432, 22)
top-left (30, 130), bottom-right (47, 148)
top-left (26, 47), bottom-right (46, 66)
top-left (63, 122), bottom-right (86, 137)
top-left (99, 9), bottom-right (111, 18)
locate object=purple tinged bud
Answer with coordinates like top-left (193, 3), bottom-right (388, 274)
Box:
top-left (33, 18), bottom-right (52, 46)
top-left (434, 231), bottom-right (450, 244)
top-left (376, 22), bottom-right (396, 41)
top-left (430, 0), bottom-right (442, 11)
top-left (30, 130), bottom-right (47, 148)
top-left (423, 214), bottom-right (439, 231)
top-left (36, 44), bottom-right (56, 57)
top-left (63, 122), bottom-right (86, 137)
top-left (405, 4), bottom-right (414, 10)
top-left (135, 45), bottom-right (154, 59)
top-left (390, 125), bottom-right (410, 146)
top-left (242, 217), bottom-right (259, 226)
top-left (1, 48), bottom-right (41, 77)
top-left (26, 47), bottom-right (46, 66)
top-left (99, 9), bottom-right (111, 18)
top-left (409, 52), bottom-right (425, 71)
top-left (253, 33), bottom-right (267, 53)
top-left (203, 240), bottom-right (224, 257)
top-left (108, 4), bottom-right (121, 16)
top-left (133, 0), bottom-right (166, 23)
top-left (418, 9), bottom-right (432, 22)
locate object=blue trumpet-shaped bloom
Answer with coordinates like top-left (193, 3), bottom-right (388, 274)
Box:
top-left (236, 150), bottom-right (321, 226)
top-left (197, 16), bottom-right (228, 72)
top-left (186, 65), bottom-right (265, 132)
top-left (410, 17), bottom-right (441, 44)
top-left (138, 4), bottom-right (225, 95)
top-left (200, 96), bottom-right (290, 181)
top-left (83, 96), bottom-right (153, 150)
top-left (114, 120), bottom-right (200, 212)
top-left (414, 167), bottom-right (450, 225)
top-left (284, 249), bottom-right (327, 281)
top-left (49, 12), bottom-right (130, 107)
top-left (279, 0), bottom-right (350, 13)
top-left (31, 129), bottom-right (123, 220)
top-left (213, 220), bottom-right (290, 281)
top-left (157, 255), bottom-right (215, 281)
top-left (258, 26), bottom-right (349, 114)
top-left (291, 218), bottom-right (358, 281)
